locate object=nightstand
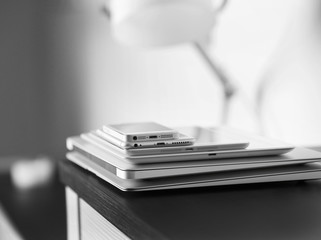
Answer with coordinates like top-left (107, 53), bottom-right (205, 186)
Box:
top-left (59, 156), bottom-right (321, 240)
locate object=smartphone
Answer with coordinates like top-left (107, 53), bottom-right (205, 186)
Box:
top-left (102, 122), bottom-right (179, 142)
top-left (96, 129), bottom-right (194, 149)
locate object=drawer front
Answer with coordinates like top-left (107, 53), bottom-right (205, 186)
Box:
top-left (80, 199), bottom-right (130, 240)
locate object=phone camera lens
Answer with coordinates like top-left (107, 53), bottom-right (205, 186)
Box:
top-left (133, 136), bottom-right (137, 140)
top-left (134, 144), bottom-right (138, 147)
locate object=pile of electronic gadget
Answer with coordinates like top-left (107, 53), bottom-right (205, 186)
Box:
top-left (66, 122), bottom-right (321, 191)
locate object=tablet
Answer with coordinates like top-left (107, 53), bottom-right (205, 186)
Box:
top-left (66, 151), bottom-right (321, 192)
top-left (68, 144), bottom-right (321, 180)
top-left (94, 126), bottom-right (250, 156)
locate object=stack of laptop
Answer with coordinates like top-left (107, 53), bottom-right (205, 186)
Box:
top-left (66, 122), bottom-right (321, 191)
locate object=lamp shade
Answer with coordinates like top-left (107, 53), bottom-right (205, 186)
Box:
top-left (108, 0), bottom-right (221, 47)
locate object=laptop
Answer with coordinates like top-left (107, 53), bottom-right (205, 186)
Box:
top-left (73, 127), bottom-right (295, 164)
top-left (66, 135), bottom-right (321, 180)
top-left (66, 151), bottom-right (321, 192)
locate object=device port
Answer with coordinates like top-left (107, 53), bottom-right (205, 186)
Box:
top-left (134, 144), bottom-right (138, 147)
top-left (133, 136), bottom-right (137, 140)
top-left (186, 148), bottom-right (193, 151)
top-left (208, 153), bottom-right (217, 156)
top-left (149, 135), bottom-right (157, 139)
top-left (157, 142), bottom-right (165, 145)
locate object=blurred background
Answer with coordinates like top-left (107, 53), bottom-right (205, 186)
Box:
top-left (3, 1), bottom-right (321, 239)
top-left (1, 0), bottom-right (321, 162)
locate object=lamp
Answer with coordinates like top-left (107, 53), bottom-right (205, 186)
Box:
top-left (102, 0), bottom-right (234, 124)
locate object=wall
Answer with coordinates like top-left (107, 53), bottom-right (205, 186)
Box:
top-left (0, 1), bottom-right (85, 158)
top-left (214, 0), bottom-right (321, 145)
top-left (0, 0), bottom-right (47, 156)
top-left (81, 0), bottom-right (321, 145)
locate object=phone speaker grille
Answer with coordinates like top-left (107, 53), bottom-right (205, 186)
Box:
top-left (173, 141), bottom-right (189, 144)
top-left (160, 134), bottom-right (173, 139)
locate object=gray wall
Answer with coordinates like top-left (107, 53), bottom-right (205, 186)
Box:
top-left (0, 0), bottom-right (83, 158)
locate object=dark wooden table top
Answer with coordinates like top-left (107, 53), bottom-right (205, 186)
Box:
top-left (59, 156), bottom-right (321, 240)
top-left (0, 169), bottom-right (66, 240)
